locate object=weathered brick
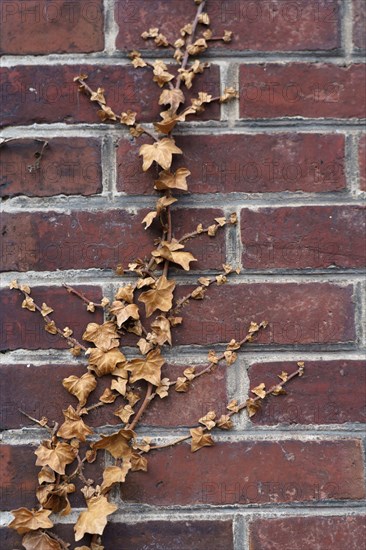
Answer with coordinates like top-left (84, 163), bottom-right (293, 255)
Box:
top-left (0, 64), bottom-right (220, 127)
top-left (359, 134), bottom-right (366, 191)
top-left (0, 0), bottom-right (104, 54)
top-left (115, 0), bottom-right (340, 52)
top-left (239, 64), bottom-right (366, 119)
top-left (0, 444), bottom-right (101, 509)
top-left (121, 440), bottom-right (365, 505)
top-left (0, 137), bottom-right (102, 198)
top-left (249, 515), bottom-right (366, 550)
top-left (248, 360), bottom-right (366, 425)
top-left (241, 205), bottom-right (366, 269)
top-left (173, 283), bottom-right (355, 346)
top-left (0, 286), bottom-right (103, 350)
top-left (117, 133), bottom-right (346, 194)
top-left (0, 208), bottom-right (225, 271)
top-left (353, 0), bottom-right (366, 50)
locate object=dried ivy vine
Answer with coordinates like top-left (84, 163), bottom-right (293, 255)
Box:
top-left (8, 1), bottom-right (304, 548)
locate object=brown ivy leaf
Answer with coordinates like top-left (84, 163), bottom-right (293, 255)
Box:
top-left (187, 38), bottom-right (207, 55)
top-left (207, 224), bottom-right (218, 237)
top-left (101, 462), bottom-right (132, 494)
top-left (151, 240), bottom-right (197, 271)
top-left (139, 275), bottom-right (175, 317)
top-left (224, 350), bottom-right (237, 366)
top-left (37, 482), bottom-right (75, 516)
top-left (139, 138), bottom-right (182, 171)
top-left (152, 60), bottom-right (175, 87)
top-left (126, 348), bottom-right (165, 386)
top-left (74, 495), bottom-right (118, 541)
top-left (38, 466), bottom-right (56, 485)
top-left (9, 508), bottom-right (53, 535)
top-left (63, 326), bottom-right (73, 337)
top-left (227, 399), bottom-right (239, 413)
top-left (40, 303), bottom-right (53, 317)
top-left (97, 105), bottom-right (117, 122)
top-left (9, 279), bottom-right (19, 289)
top-left (99, 388), bottom-right (117, 403)
top-left (142, 211), bottom-right (158, 229)
top-left (90, 87), bottom-right (106, 104)
top-left (217, 415), bottom-right (234, 430)
top-left (198, 12), bottom-right (210, 24)
top-left (130, 124), bottom-right (145, 137)
top-left (199, 411), bottom-right (216, 430)
top-left (175, 376), bottom-right (190, 392)
top-left (251, 383), bottom-right (266, 399)
top-left (183, 367), bottom-right (196, 380)
top-left (191, 286), bottom-right (206, 299)
top-left (62, 373), bottom-right (97, 407)
top-left (137, 337), bottom-right (154, 355)
top-left (110, 377), bottom-right (128, 396)
top-left (136, 277), bottom-right (155, 289)
top-left (156, 195), bottom-right (177, 213)
top-left (155, 33), bottom-right (169, 46)
top-left (120, 110), bottom-right (136, 126)
top-left (154, 168), bottom-right (191, 191)
top-left (83, 321), bottom-right (119, 352)
top-left (35, 440), bottom-right (76, 475)
top-left (115, 284), bottom-right (134, 303)
top-left (198, 276), bottom-right (211, 286)
top-left (20, 283), bottom-right (31, 294)
top-left (150, 315), bottom-right (172, 345)
top-left (109, 301), bottom-right (140, 328)
top-left (45, 321), bottom-right (57, 334)
top-left (130, 452), bottom-right (148, 471)
top-left (180, 23), bottom-right (193, 36)
top-left (223, 30), bottom-right (233, 42)
top-left (22, 530), bottom-right (63, 550)
top-left (156, 377), bottom-right (170, 398)
top-left (203, 28), bottom-right (213, 39)
top-left (272, 385), bottom-right (287, 396)
top-left (114, 404), bottom-right (134, 423)
top-left (190, 427), bottom-right (214, 452)
top-left (216, 274), bottom-right (227, 285)
top-left (57, 406), bottom-right (93, 442)
top-left (246, 398), bottom-right (261, 418)
top-left (227, 339), bottom-right (240, 351)
top-left (208, 350), bottom-right (219, 364)
top-left (159, 88), bottom-right (185, 113)
top-left (229, 212), bottom-right (238, 224)
top-left (88, 348), bottom-right (126, 377)
top-left (278, 371), bottom-right (288, 382)
top-left (220, 87), bottom-right (239, 102)
top-left (22, 296), bottom-right (36, 311)
top-left (141, 27), bottom-right (159, 38)
top-left (92, 429), bottom-right (135, 460)
top-left (125, 390), bottom-right (141, 407)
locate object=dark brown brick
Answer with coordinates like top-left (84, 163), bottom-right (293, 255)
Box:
top-left (0, 286), bottom-right (103, 350)
top-left (241, 206), bottom-right (366, 269)
top-left (249, 515), bottom-right (366, 550)
top-left (117, 133), bottom-right (346, 194)
top-left (353, 0), bottom-right (366, 50)
top-left (359, 134), bottom-right (366, 191)
top-left (0, 208), bottom-right (225, 271)
top-left (239, 64), bottom-right (366, 119)
top-left (0, 138), bottom-right (102, 198)
top-left (0, 65), bottom-right (220, 127)
top-left (115, 0), bottom-right (340, 52)
top-left (173, 283), bottom-right (355, 346)
top-left (122, 440), bottom-right (365, 505)
top-left (248, 360), bottom-right (366, 425)
top-left (0, 0), bottom-right (104, 54)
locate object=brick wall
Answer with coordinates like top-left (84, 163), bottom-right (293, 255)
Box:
top-left (0, 1), bottom-right (365, 549)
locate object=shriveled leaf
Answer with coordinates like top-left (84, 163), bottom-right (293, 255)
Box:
top-left (99, 387), bottom-right (117, 403)
top-left (74, 495), bottom-right (118, 541)
top-left (22, 296), bottom-right (36, 311)
top-left (126, 348), bottom-right (165, 386)
top-left (130, 452), bottom-right (148, 471)
top-left (57, 406), bottom-right (93, 442)
top-left (217, 415), bottom-right (234, 430)
top-left (158, 88), bottom-right (185, 113)
top-left (151, 240), bottom-right (196, 271)
top-left (101, 463), bottom-right (131, 493)
top-left (152, 60), bottom-right (175, 87)
top-left (175, 376), bottom-right (190, 392)
top-left (35, 440), bottom-right (76, 475)
top-left (110, 377), bottom-right (128, 396)
top-left (83, 321), bottom-right (119, 352)
top-left (139, 276), bottom-right (175, 317)
top-left (156, 377), bottom-right (170, 398)
top-left (142, 211), bottom-right (157, 229)
top-left (150, 315), bottom-right (172, 346)
top-left (199, 411), bottom-right (216, 430)
top-left (139, 138), bottom-right (182, 171)
top-left (190, 427), bottom-right (214, 452)
top-left (246, 398), bottom-right (261, 418)
top-left (114, 404), bottom-right (134, 423)
top-left (154, 168), bottom-right (191, 191)
top-left (22, 530), bottom-right (63, 550)
top-left (92, 429), bottom-right (135, 459)
top-left (9, 508), bottom-right (53, 535)
top-left (62, 373), bottom-right (97, 407)
top-left (109, 301), bottom-right (140, 328)
top-left (120, 110), bottom-right (136, 125)
top-left (115, 284), bottom-right (135, 303)
top-left (88, 348), bottom-right (126, 377)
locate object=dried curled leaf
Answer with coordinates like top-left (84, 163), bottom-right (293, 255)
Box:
top-left (35, 440), bottom-right (76, 475)
top-left (190, 427), bottom-right (214, 452)
top-left (62, 373), bottom-right (97, 407)
top-left (109, 301), bottom-right (140, 327)
top-left (22, 296), bottom-right (36, 311)
top-left (156, 377), bottom-right (170, 398)
top-left (150, 315), bottom-right (172, 346)
top-left (199, 411), bottom-right (216, 430)
top-left (88, 348), bottom-right (127, 377)
top-left (83, 321), bottom-right (119, 352)
top-left (101, 462), bottom-right (131, 493)
top-left (74, 495), bottom-right (118, 541)
top-left (246, 398), bottom-right (261, 418)
top-left (154, 168), bottom-right (191, 191)
top-left (9, 508), bottom-right (53, 535)
top-left (139, 276), bottom-right (175, 317)
top-left (151, 240), bottom-right (197, 271)
top-left (57, 405), bottom-right (93, 442)
top-left (92, 429), bottom-right (135, 460)
top-left (115, 284), bottom-right (135, 303)
top-left (159, 88), bottom-right (185, 113)
top-left (217, 415), bottom-right (234, 430)
top-left (139, 138), bottom-right (182, 171)
top-left (251, 383), bottom-right (266, 399)
top-left (126, 348), bottom-right (165, 386)
top-left (22, 530), bottom-right (63, 550)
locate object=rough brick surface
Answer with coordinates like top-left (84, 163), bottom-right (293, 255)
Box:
top-left (0, 286), bottom-right (103, 350)
top-left (0, 208), bottom-right (225, 271)
top-left (116, 0), bottom-right (340, 52)
top-left (0, 0), bottom-right (104, 54)
top-left (359, 134), bottom-right (366, 191)
top-left (353, 0), bottom-right (366, 50)
top-left (0, 137), bottom-right (102, 197)
top-left (117, 133), bottom-right (346, 194)
top-left (241, 206), bottom-right (366, 269)
top-left (174, 283), bottom-right (355, 346)
top-left (249, 515), bottom-right (366, 550)
top-left (0, 65), bottom-right (220, 128)
top-left (121, 440), bottom-right (365, 505)
top-left (239, 64), bottom-right (366, 119)
top-left (248, 360), bottom-right (366, 425)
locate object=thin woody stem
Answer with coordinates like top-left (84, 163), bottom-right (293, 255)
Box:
top-left (176, 0), bottom-right (207, 89)
top-left (127, 383), bottom-right (153, 430)
top-left (63, 284), bottom-right (105, 308)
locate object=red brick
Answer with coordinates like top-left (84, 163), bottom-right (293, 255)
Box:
top-left (241, 205), bottom-right (366, 269)
top-left (173, 283), bottom-right (355, 346)
top-left (359, 134), bottom-right (366, 191)
top-left (353, 0), bottom-right (366, 50)
top-left (249, 515), bottom-right (366, 550)
top-left (0, 65), bottom-right (220, 128)
top-left (0, 444), bottom-right (101, 509)
top-left (117, 133), bottom-right (346, 194)
top-left (0, 138), bottom-right (102, 198)
top-left (0, 362), bottom-right (227, 430)
top-left (116, 0), bottom-right (340, 52)
top-left (0, 208), bottom-right (225, 271)
top-left (0, 0), bottom-right (104, 54)
top-left (0, 286), bottom-right (103, 350)
top-left (239, 64), bottom-right (366, 119)
top-left (248, 360), bottom-right (366, 425)
top-left (122, 440), bottom-right (365, 505)
top-left (102, 520), bottom-right (234, 550)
